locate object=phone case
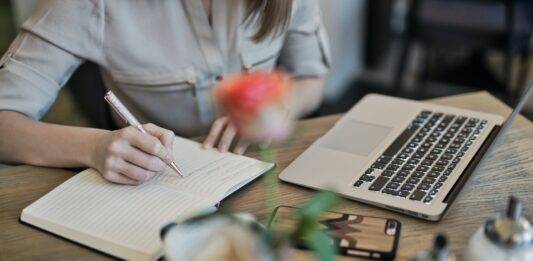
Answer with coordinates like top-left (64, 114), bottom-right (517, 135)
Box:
top-left (268, 206), bottom-right (401, 259)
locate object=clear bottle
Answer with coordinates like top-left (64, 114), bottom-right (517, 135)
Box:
top-left (465, 196), bottom-right (533, 261)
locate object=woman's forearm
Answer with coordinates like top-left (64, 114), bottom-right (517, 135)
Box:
top-left (0, 111), bottom-right (107, 168)
top-left (289, 77), bottom-right (326, 118)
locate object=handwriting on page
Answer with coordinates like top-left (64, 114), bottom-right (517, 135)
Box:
top-left (153, 137), bottom-right (270, 198)
top-left (154, 154), bottom-right (261, 197)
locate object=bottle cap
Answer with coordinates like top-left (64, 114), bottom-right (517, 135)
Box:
top-left (484, 196), bottom-right (533, 248)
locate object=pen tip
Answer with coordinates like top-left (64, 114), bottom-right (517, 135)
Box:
top-left (170, 162), bottom-right (184, 177)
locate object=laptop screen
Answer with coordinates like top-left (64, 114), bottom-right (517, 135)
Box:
top-left (477, 85), bottom-right (532, 169)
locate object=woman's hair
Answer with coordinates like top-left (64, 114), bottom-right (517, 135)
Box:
top-left (245, 0), bottom-right (293, 42)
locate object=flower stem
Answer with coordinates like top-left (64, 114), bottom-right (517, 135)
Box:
top-left (259, 146), bottom-right (279, 213)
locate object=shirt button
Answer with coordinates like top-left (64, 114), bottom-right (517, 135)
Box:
top-left (216, 75), bottom-right (223, 81)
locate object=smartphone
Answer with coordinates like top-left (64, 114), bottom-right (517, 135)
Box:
top-left (268, 206), bottom-right (401, 259)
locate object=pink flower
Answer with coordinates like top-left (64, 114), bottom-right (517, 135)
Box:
top-left (215, 71), bottom-right (294, 143)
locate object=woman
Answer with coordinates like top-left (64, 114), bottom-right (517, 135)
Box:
top-left (0, 0), bottom-right (330, 185)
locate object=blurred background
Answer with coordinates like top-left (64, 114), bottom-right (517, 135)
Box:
top-left (1, 0), bottom-right (532, 128)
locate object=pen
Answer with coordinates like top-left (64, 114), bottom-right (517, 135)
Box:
top-left (104, 91), bottom-right (184, 177)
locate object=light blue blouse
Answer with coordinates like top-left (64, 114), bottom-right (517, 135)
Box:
top-left (0, 0), bottom-right (330, 137)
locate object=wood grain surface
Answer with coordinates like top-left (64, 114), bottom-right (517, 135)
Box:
top-left (1, 91), bottom-right (531, 260)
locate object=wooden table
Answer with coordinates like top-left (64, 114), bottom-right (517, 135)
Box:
top-left (1, 91), bottom-right (532, 260)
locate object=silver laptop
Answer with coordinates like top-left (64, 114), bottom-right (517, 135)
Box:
top-left (280, 86), bottom-right (532, 221)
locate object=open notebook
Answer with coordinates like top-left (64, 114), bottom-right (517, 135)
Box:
top-left (20, 137), bottom-right (274, 260)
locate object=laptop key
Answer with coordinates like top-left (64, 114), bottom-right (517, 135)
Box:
top-left (392, 159), bottom-right (405, 165)
top-left (396, 170), bottom-right (410, 177)
top-left (386, 182), bottom-right (400, 190)
top-left (392, 176), bottom-right (405, 183)
top-left (369, 176), bottom-right (389, 191)
top-left (398, 153), bottom-right (410, 159)
top-left (360, 174), bottom-right (375, 182)
top-left (382, 189), bottom-right (399, 196)
top-left (381, 170), bottom-right (395, 177)
top-left (426, 154), bottom-right (439, 160)
top-left (426, 171), bottom-right (440, 178)
top-left (402, 183), bottom-right (415, 191)
top-left (432, 166), bottom-right (445, 172)
top-left (449, 163), bottom-right (457, 169)
top-left (431, 148), bottom-right (443, 154)
top-left (439, 176), bottom-right (448, 182)
top-left (376, 156), bottom-right (392, 164)
top-left (401, 164), bottom-right (416, 171)
top-left (446, 148), bottom-right (458, 154)
top-left (402, 148), bottom-right (414, 154)
top-left (386, 164), bottom-right (400, 171)
top-left (354, 180), bottom-right (364, 187)
top-left (417, 147), bottom-right (429, 154)
top-left (365, 168), bottom-right (374, 174)
top-left (412, 153), bottom-right (425, 159)
top-left (417, 165), bottom-right (430, 172)
top-left (411, 171), bottom-right (425, 178)
top-left (434, 182), bottom-right (444, 189)
top-left (441, 153), bottom-right (453, 160)
top-left (429, 189), bottom-right (439, 196)
top-left (436, 160), bottom-right (449, 166)
top-left (418, 183), bottom-right (431, 191)
top-left (407, 158), bottom-right (420, 165)
top-left (421, 142), bottom-right (432, 148)
top-left (382, 125), bottom-right (419, 157)
top-left (410, 190), bottom-right (426, 201)
top-left (371, 163), bottom-right (386, 169)
top-left (407, 177), bottom-right (420, 184)
top-left (422, 177), bottom-right (436, 184)
top-left (423, 196), bottom-right (434, 204)
top-left (435, 143), bottom-right (446, 149)
top-left (398, 190), bottom-right (410, 197)
top-left (421, 159), bottom-right (434, 166)
top-left (456, 116), bottom-right (467, 124)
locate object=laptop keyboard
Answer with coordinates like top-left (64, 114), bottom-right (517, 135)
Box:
top-left (354, 110), bottom-right (487, 204)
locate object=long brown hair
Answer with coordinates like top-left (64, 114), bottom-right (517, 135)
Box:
top-left (245, 0), bottom-right (293, 42)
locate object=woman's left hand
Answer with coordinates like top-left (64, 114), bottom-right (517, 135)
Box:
top-left (202, 117), bottom-right (250, 155)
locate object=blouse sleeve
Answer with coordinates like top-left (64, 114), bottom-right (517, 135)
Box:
top-left (278, 0), bottom-right (331, 78)
top-left (0, 0), bottom-right (104, 120)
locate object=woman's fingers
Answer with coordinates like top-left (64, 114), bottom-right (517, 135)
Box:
top-left (113, 159), bottom-right (156, 182)
top-left (233, 139), bottom-right (250, 155)
top-left (218, 124), bottom-right (237, 152)
top-left (118, 145), bottom-right (167, 172)
top-left (143, 123), bottom-right (175, 153)
top-left (203, 117), bottom-right (228, 149)
top-left (122, 127), bottom-right (172, 164)
top-left (101, 170), bottom-right (140, 185)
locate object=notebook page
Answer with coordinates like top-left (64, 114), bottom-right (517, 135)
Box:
top-left (155, 137), bottom-right (275, 199)
top-left (165, 136), bottom-right (225, 175)
top-left (21, 169), bottom-right (215, 259)
top-left (155, 154), bottom-right (274, 199)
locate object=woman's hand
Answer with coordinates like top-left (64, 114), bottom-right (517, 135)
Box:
top-left (91, 123), bottom-right (175, 185)
top-left (203, 117), bottom-right (250, 155)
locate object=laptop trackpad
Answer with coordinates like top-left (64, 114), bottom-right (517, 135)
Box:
top-left (320, 120), bottom-right (392, 156)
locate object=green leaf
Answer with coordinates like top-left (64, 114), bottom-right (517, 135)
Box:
top-left (298, 191), bottom-right (340, 218)
top-left (306, 229), bottom-right (337, 261)
top-left (291, 191), bottom-right (340, 260)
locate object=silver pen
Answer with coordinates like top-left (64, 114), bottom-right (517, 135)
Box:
top-left (104, 91), bottom-right (184, 177)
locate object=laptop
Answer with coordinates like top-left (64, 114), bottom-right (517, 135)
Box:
top-left (280, 86), bottom-right (532, 221)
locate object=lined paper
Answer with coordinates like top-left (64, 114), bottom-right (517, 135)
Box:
top-left (21, 137), bottom-right (274, 259)
top-left (23, 169), bottom-right (215, 256)
top-left (156, 137), bottom-right (274, 198)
